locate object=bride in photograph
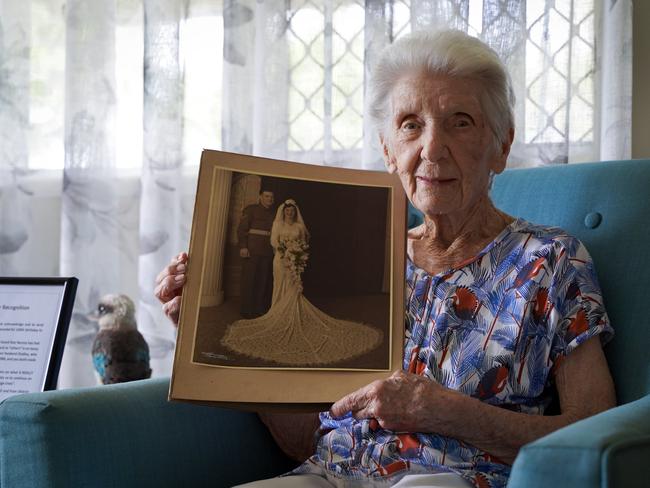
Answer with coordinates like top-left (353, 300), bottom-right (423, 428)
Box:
top-left (221, 199), bottom-right (382, 366)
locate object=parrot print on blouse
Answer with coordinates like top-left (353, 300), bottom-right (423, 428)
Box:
top-left (294, 219), bottom-right (613, 488)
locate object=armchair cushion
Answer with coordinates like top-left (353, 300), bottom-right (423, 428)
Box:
top-left (507, 394), bottom-right (650, 488)
top-left (0, 377), bottom-right (295, 488)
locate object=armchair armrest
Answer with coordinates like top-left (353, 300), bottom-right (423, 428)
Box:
top-left (0, 378), bottom-right (295, 488)
top-left (508, 395), bottom-right (650, 488)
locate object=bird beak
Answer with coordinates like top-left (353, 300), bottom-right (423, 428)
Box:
top-left (87, 311), bottom-right (100, 322)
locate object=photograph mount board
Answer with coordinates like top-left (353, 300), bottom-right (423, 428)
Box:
top-left (170, 150), bottom-right (406, 407)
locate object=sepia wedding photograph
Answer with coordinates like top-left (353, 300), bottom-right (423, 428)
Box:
top-left (194, 167), bottom-right (391, 370)
top-left (170, 150), bottom-right (406, 405)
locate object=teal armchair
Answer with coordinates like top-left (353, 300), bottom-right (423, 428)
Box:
top-left (490, 159), bottom-right (650, 488)
top-left (1, 160), bottom-right (649, 487)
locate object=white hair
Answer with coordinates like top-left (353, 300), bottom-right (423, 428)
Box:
top-left (367, 29), bottom-right (515, 148)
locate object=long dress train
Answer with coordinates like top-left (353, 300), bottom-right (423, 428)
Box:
top-left (221, 221), bottom-right (382, 366)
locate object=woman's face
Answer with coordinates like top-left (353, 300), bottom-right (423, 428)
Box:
top-left (284, 205), bottom-right (297, 221)
top-left (381, 71), bottom-right (512, 220)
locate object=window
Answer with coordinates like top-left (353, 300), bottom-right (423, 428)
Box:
top-left (21, 0), bottom-right (596, 170)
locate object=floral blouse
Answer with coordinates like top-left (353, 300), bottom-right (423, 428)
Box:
top-left (293, 219), bottom-right (613, 487)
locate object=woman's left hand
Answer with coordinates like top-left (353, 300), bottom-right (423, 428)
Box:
top-left (330, 370), bottom-right (457, 433)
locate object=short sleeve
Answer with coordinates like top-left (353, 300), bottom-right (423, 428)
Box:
top-left (549, 238), bottom-right (614, 364)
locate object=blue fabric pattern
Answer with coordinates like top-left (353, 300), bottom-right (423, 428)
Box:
top-left (294, 219), bottom-right (613, 487)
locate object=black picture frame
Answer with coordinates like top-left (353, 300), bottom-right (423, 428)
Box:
top-left (0, 277), bottom-right (78, 397)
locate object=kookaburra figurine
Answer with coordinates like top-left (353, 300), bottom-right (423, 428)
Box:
top-left (91, 294), bottom-right (152, 384)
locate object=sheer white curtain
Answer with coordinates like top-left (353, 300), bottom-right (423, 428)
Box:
top-left (0, 0), bottom-right (632, 388)
top-left (224, 0), bottom-right (632, 169)
top-left (0, 0), bottom-right (203, 387)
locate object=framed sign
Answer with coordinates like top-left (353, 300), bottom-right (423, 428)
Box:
top-left (170, 150), bottom-right (407, 409)
top-left (0, 277), bottom-right (78, 401)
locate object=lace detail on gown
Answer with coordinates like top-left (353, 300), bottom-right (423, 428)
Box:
top-left (221, 222), bottom-right (382, 366)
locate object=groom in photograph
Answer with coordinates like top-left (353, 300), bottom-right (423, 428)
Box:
top-left (237, 188), bottom-right (275, 318)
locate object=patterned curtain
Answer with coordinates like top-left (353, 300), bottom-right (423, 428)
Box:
top-left (136, 0), bottom-right (186, 387)
top-left (0, 0), bottom-right (632, 388)
top-left (59, 0), bottom-right (121, 386)
top-left (0, 0), bottom-right (31, 275)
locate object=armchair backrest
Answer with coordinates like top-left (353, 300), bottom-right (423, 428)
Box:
top-left (491, 159), bottom-right (650, 405)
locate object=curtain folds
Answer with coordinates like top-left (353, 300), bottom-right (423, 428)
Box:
top-left (137, 0), bottom-right (185, 382)
top-left (58, 0), bottom-right (121, 386)
top-left (0, 0), bottom-right (633, 388)
top-left (0, 0), bottom-right (31, 274)
top-left (222, 0), bottom-right (291, 159)
top-left (599, 0), bottom-right (632, 160)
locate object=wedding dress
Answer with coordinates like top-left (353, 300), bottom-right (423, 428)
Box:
top-left (221, 200), bottom-right (382, 366)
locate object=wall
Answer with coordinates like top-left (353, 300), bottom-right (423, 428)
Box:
top-left (633, 0), bottom-right (650, 159)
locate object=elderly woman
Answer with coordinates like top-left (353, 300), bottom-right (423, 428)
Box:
top-left (155, 30), bottom-right (615, 488)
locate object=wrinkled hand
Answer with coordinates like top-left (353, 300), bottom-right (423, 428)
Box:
top-left (330, 370), bottom-right (456, 433)
top-left (154, 252), bottom-right (188, 326)
top-left (239, 248), bottom-right (250, 258)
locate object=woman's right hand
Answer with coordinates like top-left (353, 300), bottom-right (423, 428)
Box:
top-left (154, 252), bottom-right (188, 326)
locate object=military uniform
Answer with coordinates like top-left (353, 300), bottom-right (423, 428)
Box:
top-left (237, 203), bottom-right (275, 318)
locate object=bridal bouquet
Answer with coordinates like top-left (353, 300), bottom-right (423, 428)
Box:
top-left (277, 237), bottom-right (309, 282)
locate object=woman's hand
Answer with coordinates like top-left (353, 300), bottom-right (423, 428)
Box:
top-left (332, 338), bottom-right (615, 464)
top-left (330, 370), bottom-right (457, 433)
top-left (154, 252), bottom-right (188, 326)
